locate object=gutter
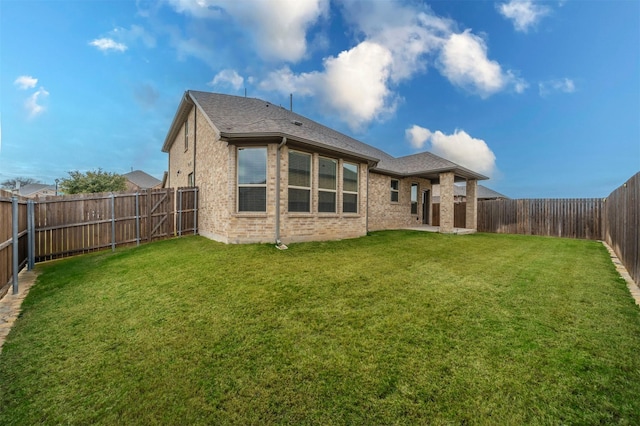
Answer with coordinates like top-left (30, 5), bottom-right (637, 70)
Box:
top-left (221, 132), bottom-right (380, 165)
top-left (275, 137), bottom-right (287, 244)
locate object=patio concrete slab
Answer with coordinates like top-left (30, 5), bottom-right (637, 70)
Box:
top-left (405, 225), bottom-right (477, 235)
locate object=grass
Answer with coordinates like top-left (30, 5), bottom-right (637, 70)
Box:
top-left (1, 231), bottom-right (639, 425)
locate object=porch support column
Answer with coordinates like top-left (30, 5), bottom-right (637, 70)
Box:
top-left (439, 172), bottom-right (455, 234)
top-left (465, 179), bottom-right (478, 230)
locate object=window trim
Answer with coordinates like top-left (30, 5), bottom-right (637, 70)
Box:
top-left (342, 162), bottom-right (359, 214)
top-left (318, 156), bottom-right (337, 213)
top-left (288, 150), bottom-right (312, 213)
top-left (391, 179), bottom-right (399, 203)
top-left (411, 182), bottom-right (419, 215)
top-left (237, 147), bottom-right (267, 213)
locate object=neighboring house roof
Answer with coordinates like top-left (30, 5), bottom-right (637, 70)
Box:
top-left (18, 183), bottom-right (56, 197)
top-left (432, 184), bottom-right (509, 201)
top-left (162, 91), bottom-right (488, 182)
top-left (476, 185), bottom-right (509, 199)
top-left (123, 170), bottom-right (162, 189)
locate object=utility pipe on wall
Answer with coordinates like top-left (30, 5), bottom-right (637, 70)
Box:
top-left (275, 137), bottom-right (287, 243)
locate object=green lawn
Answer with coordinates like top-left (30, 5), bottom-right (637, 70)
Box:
top-left (1, 231), bottom-right (639, 425)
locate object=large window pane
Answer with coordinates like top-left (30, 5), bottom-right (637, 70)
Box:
top-left (319, 158), bottom-right (336, 190)
top-left (238, 147), bottom-right (267, 212)
top-left (343, 163), bottom-right (358, 192)
top-left (411, 183), bottom-right (418, 214)
top-left (238, 148), bottom-right (267, 185)
top-left (343, 193), bottom-right (358, 213)
top-left (239, 187), bottom-right (266, 212)
top-left (318, 191), bottom-right (336, 213)
top-left (289, 151), bottom-right (311, 187)
top-left (288, 188), bottom-right (310, 212)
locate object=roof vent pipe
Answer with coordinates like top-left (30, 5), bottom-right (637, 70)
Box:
top-left (290, 93), bottom-right (293, 112)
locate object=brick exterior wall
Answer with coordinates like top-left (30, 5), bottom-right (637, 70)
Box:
top-left (165, 104), bottom-right (475, 243)
top-left (168, 113), bottom-right (370, 243)
top-left (465, 179), bottom-right (478, 229)
top-left (279, 146), bottom-right (368, 243)
top-left (368, 172), bottom-right (432, 231)
top-left (439, 172), bottom-right (455, 233)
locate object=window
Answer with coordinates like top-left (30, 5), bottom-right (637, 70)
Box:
top-left (343, 162), bottom-right (358, 213)
top-left (237, 147), bottom-right (267, 212)
top-left (391, 179), bottom-right (399, 202)
top-left (188, 172), bottom-right (194, 187)
top-left (184, 120), bottom-right (189, 151)
top-left (318, 157), bottom-right (337, 213)
top-left (411, 183), bottom-right (418, 214)
top-left (288, 151), bottom-right (311, 212)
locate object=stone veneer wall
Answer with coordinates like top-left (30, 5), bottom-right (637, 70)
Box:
top-left (368, 172), bottom-right (431, 231)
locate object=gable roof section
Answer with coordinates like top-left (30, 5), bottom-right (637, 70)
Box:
top-left (162, 91), bottom-right (488, 181)
top-left (19, 183), bottom-right (55, 197)
top-left (123, 170), bottom-right (161, 189)
top-left (476, 185), bottom-right (509, 199)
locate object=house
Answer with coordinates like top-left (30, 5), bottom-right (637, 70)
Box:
top-left (18, 183), bottom-right (56, 198)
top-left (162, 91), bottom-right (488, 244)
top-left (123, 170), bottom-right (162, 191)
top-left (431, 184), bottom-right (508, 203)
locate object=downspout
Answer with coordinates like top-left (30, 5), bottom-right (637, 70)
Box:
top-left (275, 137), bottom-right (287, 245)
top-left (366, 160), bottom-right (377, 235)
top-left (193, 100), bottom-right (197, 185)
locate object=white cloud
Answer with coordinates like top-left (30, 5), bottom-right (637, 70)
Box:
top-left (89, 38), bottom-right (128, 52)
top-left (539, 78), bottom-right (576, 97)
top-left (209, 69), bottom-right (244, 90)
top-left (258, 2), bottom-right (525, 128)
top-left (405, 125), bottom-right (432, 149)
top-left (438, 30), bottom-right (525, 97)
top-left (14, 75), bottom-right (38, 90)
top-left (406, 125), bottom-right (496, 176)
top-left (497, 0), bottom-right (550, 32)
top-left (25, 87), bottom-right (49, 118)
top-left (166, 0), bottom-right (328, 62)
top-left (260, 41), bottom-right (396, 130)
top-left (112, 25), bottom-right (156, 48)
top-left (321, 41), bottom-right (395, 128)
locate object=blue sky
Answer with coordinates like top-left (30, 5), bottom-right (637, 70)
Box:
top-left (1, 0), bottom-right (638, 198)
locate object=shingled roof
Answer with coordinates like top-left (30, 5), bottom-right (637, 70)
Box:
top-left (123, 170), bottom-right (161, 189)
top-left (162, 91), bottom-right (488, 181)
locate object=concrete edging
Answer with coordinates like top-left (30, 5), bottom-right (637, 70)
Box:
top-left (602, 241), bottom-right (640, 306)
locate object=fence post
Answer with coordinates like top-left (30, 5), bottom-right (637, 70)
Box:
top-left (110, 194), bottom-right (116, 252)
top-left (194, 187), bottom-right (198, 235)
top-left (135, 192), bottom-right (140, 247)
top-left (27, 200), bottom-right (35, 270)
top-left (178, 189), bottom-right (183, 237)
top-left (12, 196), bottom-right (19, 294)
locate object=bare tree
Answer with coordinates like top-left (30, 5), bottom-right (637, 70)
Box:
top-left (0, 177), bottom-right (41, 190)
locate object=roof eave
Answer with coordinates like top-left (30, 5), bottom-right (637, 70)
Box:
top-left (372, 165), bottom-right (488, 181)
top-left (221, 131), bottom-right (381, 164)
top-left (161, 92), bottom-right (192, 153)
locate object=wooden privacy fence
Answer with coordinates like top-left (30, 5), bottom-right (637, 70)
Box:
top-left (477, 198), bottom-right (604, 240)
top-left (603, 172), bottom-right (639, 286)
top-left (0, 187), bottom-right (198, 296)
top-left (0, 191), bottom-right (29, 298)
